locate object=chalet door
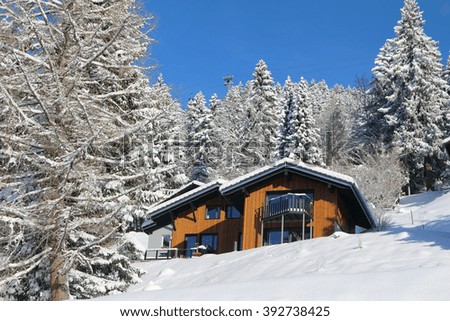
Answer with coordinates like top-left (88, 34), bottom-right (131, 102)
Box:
top-left (184, 235), bottom-right (197, 258)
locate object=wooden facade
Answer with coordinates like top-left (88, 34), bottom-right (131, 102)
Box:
top-left (241, 172), bottom-right (346, 250)
top-left (169, 172), bottom-right (362, 255)
top-left (170, 194), bottom-right (244, 255)
top-left (145, 160), bottom-right (376, 257)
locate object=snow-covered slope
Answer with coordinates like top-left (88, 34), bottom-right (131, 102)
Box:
top-left (96, 191), bottom-right (450, 301)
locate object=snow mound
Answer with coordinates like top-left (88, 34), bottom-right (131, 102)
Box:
top-left (117, 232), bottom-right (147, 261)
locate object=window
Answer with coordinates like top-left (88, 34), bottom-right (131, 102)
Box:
top-left (161, 234), bottom-right (171, 248)
top-left (205, 206), bottom-right (221, 219)
top-left (200, 234), bottom-right (218, 253)
top-left (226, 205), bottom-right (241, 219)
top-left (264, 228), bottom-right (310, 246)
top-left (264, 230), bottom-right (290, 246)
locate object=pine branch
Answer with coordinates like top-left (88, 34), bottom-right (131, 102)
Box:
top-left (0, 248), bottom-right (52, 288)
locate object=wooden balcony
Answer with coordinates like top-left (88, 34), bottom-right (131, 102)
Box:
top-left (259, 193), bottom-right (314, 245)
top-left (260, 193), bottom-right (313, 222)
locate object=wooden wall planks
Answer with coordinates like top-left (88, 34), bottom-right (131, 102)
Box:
top-left (171, 194), bottom-right (244, 255)
top-left (171, 172), bottom-right (352, 255)
top-left (241, 172), bottom-right (339, 250)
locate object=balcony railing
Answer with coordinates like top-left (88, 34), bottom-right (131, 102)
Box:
top-left (261, 193), bottom-right (313, 221)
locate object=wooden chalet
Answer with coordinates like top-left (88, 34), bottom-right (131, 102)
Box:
top-left (143, 159), bottom-right (377, 258)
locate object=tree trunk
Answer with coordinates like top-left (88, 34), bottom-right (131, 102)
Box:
top-left (424, 157), bottom-right (435, 191)
top-left (325, 130), bottom-right (333, 166)
top-left (50, 251), bottom-right (70, 301)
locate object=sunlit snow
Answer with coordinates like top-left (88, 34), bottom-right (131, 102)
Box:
top-left (95, 190), bottom-right (450, 301)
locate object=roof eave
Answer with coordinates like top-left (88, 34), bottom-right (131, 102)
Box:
top-left (220, 162), bottom-right (354, 195)
top-left (350, 183), bottom-right (378, 229)
top-left (149, 181), bottom-right (223, 220)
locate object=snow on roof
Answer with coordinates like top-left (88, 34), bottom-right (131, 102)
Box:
top-left (443, 137), bottom-right (450, 144)
top-left (147, 179), bottom-right (226, 217)
top-left (164, 180), bottom-right (205, 199)
top-left (220, 158), bottom-right (355, 193)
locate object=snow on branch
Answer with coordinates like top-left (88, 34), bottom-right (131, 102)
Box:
top-left (0, 44), bottom-right (50, 70)
top-left (0, 248), bottom-right (52, 288)
top-left (81, 14), bottom-right (131, 69)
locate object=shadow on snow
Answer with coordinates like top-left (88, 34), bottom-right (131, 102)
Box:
top-left (384, 215), bottom-right (450, 251)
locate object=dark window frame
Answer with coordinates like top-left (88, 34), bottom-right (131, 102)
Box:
top-left (205, 205), bottom-right (221, 220)
top-left (184, 234), bottom-right (198, 258)
top-left (200, 233), bottom-right (218, 253)
top-left (161, 234), bottom-right (171, 248)
top-left (226, 205), bottom-right (241, 219)
top-left (263, 228), bottom-right (310, 246)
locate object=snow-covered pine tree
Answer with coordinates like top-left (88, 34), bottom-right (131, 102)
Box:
top-left (185, 92), bottom-right (217, 182)
top-left (309, 80), bottom-right (330, 118)
top-left (315, 84), bottom-right (360, 166)
top-left (443, 55), bottom-right (450, 88)
top-left (308, 80), bottom-right (332, 161)
top-left (357, 40), bottom-right (397, 154)
top-left (278, 77), bottom-right (322, 165)
top-left (242, 60), bottom-right (280, 166)
top-left (368, 0), bottom-right (450, 192)
top-left (121, 74), bottom-right (188, 231)
top-left (209, 93), bottom-right (221, 113)
top-left (213, 83), bottom-right (251, 177)
top-left (136, 74), bottom-right (187, 202)
top-left (291, 79), bottom-right (323, 165)
top-left (444, 56), bottom-right (450, 136)
top-left (0, 0), bottom-right (160, 300)
top-left (277, 77), bottom-right (295, 159)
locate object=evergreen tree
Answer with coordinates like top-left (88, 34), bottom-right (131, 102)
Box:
top-left (278, 78), bottom-right (322, 165)
top-left (122, 74), bottom-right (188, 232)
top-left (144, 74), bottom-right (188, 199)
top-left (214, 83), bottom-right (251, 177)
top-left (0, 0), bottom-right (157, 300)
top-left (443, 55), bottom-right (450, 88)
top-left (309, 80), bottom-right (330, 118)
top-left (277, 77), bottom-right (295, 159)
top-left (292, 79), bottom-right (323, 165)
top-left (309, 80), bottom-right (331, 162)
top-left (185, 92), bottom-right (216, 182)
top-left (360, 40), bottom-right (397, 152)
top-left (209, 93), bottom-right (221, 113)
top-left (444, 56), bottom-right (450, 136)
top-left (242, 60), bottom-right (280, 166)
top-left (365, 0), bottom-right (450, 191)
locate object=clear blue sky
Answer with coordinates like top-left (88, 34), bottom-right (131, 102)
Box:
top-left (144, 0), bottom-right (450, 106)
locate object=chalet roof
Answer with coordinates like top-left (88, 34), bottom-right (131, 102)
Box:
top-left (164, 180), bottom-right (205, 201)
top-left (444, 137), bottom-right (450, 145)
top-left (220, 158), bottom-right (356, 194)
top-left (144, 159), bottom-right (377, 233)
top-left (145, 179), bottom-right (226, 221)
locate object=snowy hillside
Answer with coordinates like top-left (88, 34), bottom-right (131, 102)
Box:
top-left (95, 191), bottom-right (450, 301)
